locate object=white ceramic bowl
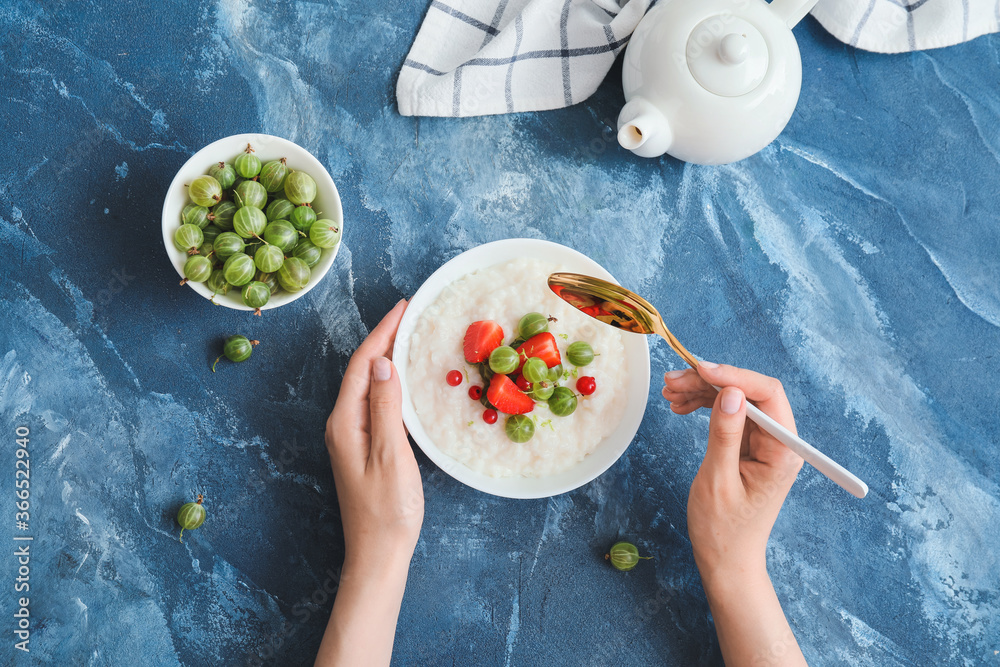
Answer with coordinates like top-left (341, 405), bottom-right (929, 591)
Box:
top-left (394, 239), bottom-right (651, 499)
top-left (161, 133), bottom-right (343, 310)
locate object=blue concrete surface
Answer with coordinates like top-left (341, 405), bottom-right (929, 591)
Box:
top-left (2, 1), bottom-right (998, 665)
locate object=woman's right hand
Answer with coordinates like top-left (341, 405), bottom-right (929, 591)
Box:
top-left (663, 362), bottom-right (803, 579)
top-left (663, 362), bottom-right (807, 666)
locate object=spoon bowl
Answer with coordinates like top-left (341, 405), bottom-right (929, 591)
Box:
top-left (548, 272), bottom-right (869, 499)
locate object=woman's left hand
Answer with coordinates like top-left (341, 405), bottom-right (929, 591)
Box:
top-left (325, 299), bottom-right (423, 569)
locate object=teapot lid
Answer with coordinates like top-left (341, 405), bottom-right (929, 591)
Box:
top-left (686, 17), bottom-right (769, 97)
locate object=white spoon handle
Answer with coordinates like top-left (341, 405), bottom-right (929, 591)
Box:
top-left (722, 391), bottom-right (868, 498)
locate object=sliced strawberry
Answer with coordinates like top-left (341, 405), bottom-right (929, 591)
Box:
top-left (515, 332), bottom-right (561, 370)
top-left (487, 374), bottom-right (535, 415)
top-left (463, 321), bottom-right (504, 363)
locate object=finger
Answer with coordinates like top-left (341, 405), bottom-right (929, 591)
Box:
top-left (696, 362), bottom-right (795, 433)
top-left (661, 386), bottom-right (712, 402)
top-left (663, 368), bottom-right (711, 393)
top-left (663, 386), bottom-right (714, 405)
top-left (336, 300), bottom-right (408, 414)
top-left (669, 398), bottom-right (705, 414)
top-left (368, 357), bottom-right (408, 467)
top-left (701, 386), bottom-right (747, 485)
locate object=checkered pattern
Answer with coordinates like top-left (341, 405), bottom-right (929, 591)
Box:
top-left (812, 0), bottom-right (1000, 53)
top-left (397, 0), bottom-right (1000, 118)
top-left (397, 0), bottom-right (652, 117)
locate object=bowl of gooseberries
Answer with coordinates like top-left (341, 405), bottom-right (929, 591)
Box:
top-left (161, 133), bottom-right (343, 312)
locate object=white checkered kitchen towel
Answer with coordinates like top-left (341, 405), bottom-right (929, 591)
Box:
top-left (397, 0), bottom-right (1000, 117)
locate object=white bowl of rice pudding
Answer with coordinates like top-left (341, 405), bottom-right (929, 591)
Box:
top-left (394, 239), bottom-right (650, 499)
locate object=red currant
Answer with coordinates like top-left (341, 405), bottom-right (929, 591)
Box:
top-left (483, 408), bottom-right (498, 424)
top-left (515, 375), bottom-right (532, 392)
top-left (468, 385), bottom-right (483, 400)
top-left (446, 370), bottom-right (463, 386)
top-left (577, 376), bottom-right (596, 395)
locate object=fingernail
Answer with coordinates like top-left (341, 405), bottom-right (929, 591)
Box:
top-left (699, 360), bottom-right (718, 369)
top-left (374, 357), bottom-right (392, 382)
top-left (721, 388), bottom-right (743, 414)
top-left (665, 370), bottom-right (685, 380)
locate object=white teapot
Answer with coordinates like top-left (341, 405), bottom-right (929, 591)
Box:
top-left (617, 0), bottom-right (818, 164)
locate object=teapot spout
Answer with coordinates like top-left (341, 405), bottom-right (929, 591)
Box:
top-left (617, 98), bottom-right (673, 159)
top-left (768, 0), bottom-right (819, 27)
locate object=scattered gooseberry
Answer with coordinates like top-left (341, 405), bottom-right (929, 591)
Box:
top-left (468, 385), bottom-right (483, 400)
top-left (605, 541), bottom-right (652, 572)
top-left (177, 494), bottom-right (207, 542)
top-left (577, 376), bottom-right (597, 395)
top-left (212, 335), bottom-right (259, 372)
top-left (446, 370), bottom-right (463, 386)
top-left (483, 409), bottom-right (498, 424)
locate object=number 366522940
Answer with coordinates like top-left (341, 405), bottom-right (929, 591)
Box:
top-left (16, 426), bottom-right (29, 519)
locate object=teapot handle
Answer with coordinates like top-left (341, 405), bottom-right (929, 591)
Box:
top-left (768, 0), bottom-right (819, 27)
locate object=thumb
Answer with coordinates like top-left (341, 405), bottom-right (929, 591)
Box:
top-left (368, 357), bottom-right (408, 465)
top-left (702, 386), bottom-right (746, 483)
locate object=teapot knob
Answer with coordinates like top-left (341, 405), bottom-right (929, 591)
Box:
top-left (719, 33), bottom-right (748, 65)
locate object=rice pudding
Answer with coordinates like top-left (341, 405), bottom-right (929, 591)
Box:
top-left (406, 258), bottom-right (628, 478)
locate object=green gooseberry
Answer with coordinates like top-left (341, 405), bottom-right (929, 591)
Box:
top-left (189, 175), bottom-right (222, 207)
top-left (522, 357), bottom-right (548, 384)
top-left (548, 386), bottom-right (577, 417)
top-left (224, 335), bottom-right (257, 362)
top-left (529, 381), bottom-right (554, 401)
top-left (232, 206), bottom-right (267, 239)
top-left (234, 147), bottom-right (261, 178)
top-left (259, 158), bottom-right (288, 192)
top-left (309, 219), bottom-right (341, 249)
top-left (173, 224), bottom-right (204, 253)
top-left (489, 346), bottom-right (519, 375)
top-left (567, 341), bottom-right (595, 367)
top-left (234, 179), bottom-right (267, 209)
top-left (214, 232), bottom-right (245, 259)
top-left (181, 203), bottom-right (210, 229)
top-left (263, 220), bottom-right (298, 253)
top-left (223, 253), bottom-right (255, 287)
top-left (546, 364), bottom-right (564, 383)
top-left (241, 281), bottom-right (271, 310)
top-left (211, 200), bottom-right (238, 231)
top-left (177, 494), bottom-right (206, 542)
top-left (289, 204), bottom-right (316, 232)
top-left (605, 541), bottom-right (651, 572)
top-left (284, 171), bottom-right (317, 205)
top-left (208, 161), bottom-right (237, 189)
top-left (277, 256), bottom-right (311, 292)
top-left (183, 255), bottom-right (213, 283)
top-left (292, 239), bottom-right (322, 268)
top-left (254, 244), bottom-right (285, 274)
top-left (505, 415), bottom-right (535, 443)
top-left (266, 198), bottom-right (296, 222)
top-left (212, 335), bottom-right (259, 372)
top-left (518, 312), bottom-right (549, 340)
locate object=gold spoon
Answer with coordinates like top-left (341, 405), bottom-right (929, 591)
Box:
top-left (548, 272), bottom-right (868, 499)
